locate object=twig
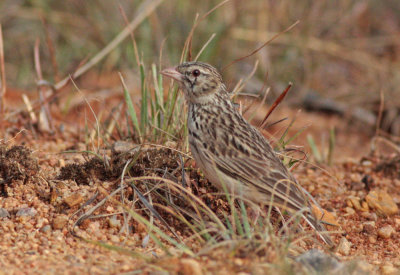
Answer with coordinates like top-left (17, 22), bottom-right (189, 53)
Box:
top-left (258, 83), bottom-right (292, 128)
top-left (34, 38), bottom-right (54, 133)
top-left (22, 94), bottom-right (37, 122)
top-left (41, 16), bottom-right (59, 82)
top-left (181, 0), bottom-right (230, 62)
top-left (375, 89), bottom-right (384, 136)
top-left (195, 33), bottom-right (216, 61)
top-left (118, 3), bottom-right (141, 68)
top-left (222, 20), bottom-right (300, 71)
top-left (0, 24), bottom-right (5, 114)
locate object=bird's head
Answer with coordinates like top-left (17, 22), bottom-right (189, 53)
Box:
top-left (161, 61), bottom-right (226, 104)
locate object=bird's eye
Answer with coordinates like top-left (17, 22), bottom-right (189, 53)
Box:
top-left (192, 69), bottom-right (200, 77)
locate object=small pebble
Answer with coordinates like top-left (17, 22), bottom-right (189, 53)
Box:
top-left (368, 236), bottom-right (377, 244)
top-left (369, 213), bottom-right (378, 221)
top-left (109, 235), bottom-right (120, 243)
top-left (378, 225), bottom-right (395, 239)
top-left (337, 237), bottom-right (351, 256)
top-left (362, 160), bottom-right (372, 167)
top-left (344, 207), bottom-right (355, 215)
top-left (180, 259), bottom-right (203, 275)
top-left (64, 193), bottom-right (84, 208)
top-left (348, 196), bottom-right (362, 211)
top-left (108, 216), bottom-right (121, 228)
top-left (360, 212), bottom-right (371, 219)
top-left (366, 190), bottom-right (398, 216)
top-left (16, 207), bottom-right (37, 217)
top-left (363, 221), bottom-right (376, 233)
top-left (0, 208), bottom-right (10, 218)
top-left (52, 215), bottom-right (68, 230)
top-left (296, 249), bottom-right (342, 273)
top-left (381, 264), bottom-right (398, 275)
top-left (41, 225), bottom-right (52, 233)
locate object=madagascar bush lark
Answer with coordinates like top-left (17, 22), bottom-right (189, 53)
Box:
top-left (161, 61), bottom-right (333, 246)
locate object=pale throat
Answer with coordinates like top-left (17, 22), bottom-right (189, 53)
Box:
top-left (183, 87), bottom-right (219, 105)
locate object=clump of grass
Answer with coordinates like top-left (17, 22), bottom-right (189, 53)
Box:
top-left (307, 127), bottom-right (336, 166)
top-left (120, 62), bottom-right (185, 144)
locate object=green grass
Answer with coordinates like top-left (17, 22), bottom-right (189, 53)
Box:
top-left (307, 127), bottom-right (336, 166)
top-left (2, 0), bottom-right (396, 273)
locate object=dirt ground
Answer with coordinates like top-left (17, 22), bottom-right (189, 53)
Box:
top-left (0, 95), bottom-right (399, 275)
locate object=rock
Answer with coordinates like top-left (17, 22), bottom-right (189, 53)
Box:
top-left (350, 181), bottom-right (365, 191)
top-left (362, 221), bottom-right (376, 233)
top-left (16, 207), bottom-right (37, 217)
top-left (110, 235), bottom-right (120, 243)
top-left (108, 216), bottom-right (121, 228)
top-left (296, 249), bottom-right (343, 273)
top-left (52, 215), bottom-right (69, 230)
top-left (311, 204), bottom-right (340, 227)
top-left (64, 193), bottom-right (84, 208)
top-left (345, 207), bottom-right (355, 215)
top-left (366, 190), bottom-right (398, 216)
top-left (337, 237), bottom-right (351, 256)
top-left (362, 160), bottom-right (373, 167)
top-left (348, 196), bottom-right (362, 211)
top-left (41, 225), bottom-right (52, 233)
top-left (111, 140), bottom-right (137, 154)
top-left (0, 208), bottom-right (10, 218)
top-left (354, 223), bottom-right (363, 233)
top-left (378, 225), bottom-right (395, 239)
top-left (180, 259), bottom-right (203, 275)
top-left (369, 213), bottom-right (378, 221)
top-left (352, 261), bottom-right (375, 274)
top-left (361, 201), bottom-right (369, 211)
top-left (360, 212), bottom-right (370, 218)
top-left (395, 218), bottom-right (400, 227)
top-left (381, 264), bottom-right (398, 275)
top-left (368, 236), bottom-right (377, 244)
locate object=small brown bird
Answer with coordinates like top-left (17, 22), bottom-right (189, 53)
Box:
top-left (161, 61), bottom-right (332, 245)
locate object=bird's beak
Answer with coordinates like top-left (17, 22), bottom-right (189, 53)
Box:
top-left (161, 66), bottom-right (184, 82)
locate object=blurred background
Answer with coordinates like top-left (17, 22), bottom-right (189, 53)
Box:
top-left (1, 0), bottom-right (399, 139)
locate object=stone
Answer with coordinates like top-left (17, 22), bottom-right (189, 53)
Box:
top-left (296, 249), bottom-right (342, 273)
top-left (311, 204), bottom-right (340, 227)
top-left (369, 213), bottom-right (378, 221)
top-left (41, 225), bottom-right (52, 233)
top-left (111, 140), bottom-right (137, 154)
top-left (368, 236), bottom-right (377, 244)
top-left (366, 190), bottom-right (398, 216)
top-left (0, 208), bottom-right (10, 218)
top-left (361, 201), bottom-right (369, 211)
top-left (64, 193), bottom-right (84, 208)
top-left (362, 221), bottom-right (376, 233)
top-left (348, 196), bottom-right (362, 211)
top-left (337, 237), bottom-right (351, 256)
top-left (378, 225), bottom-right (395, 239)
top-left (381, 264), bottom-right (398, 275)
top-left (345, 207), bottom-right (355, 215)
top-left (52, 215), bottom-right (68, 230)
top-left (180, 259), bottom-right (203, 275)
top-left (16, 207), bottom-right (37, 217)
top-left (108, 216), bottom-right (121, 228)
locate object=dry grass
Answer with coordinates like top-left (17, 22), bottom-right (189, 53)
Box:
top-left (0, 0), bottom-right (399, 274)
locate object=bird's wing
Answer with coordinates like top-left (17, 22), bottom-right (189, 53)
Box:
top-left (212, 153), bottom-right (310, 212)
top-left (208, 153), bottom-right (333, 246)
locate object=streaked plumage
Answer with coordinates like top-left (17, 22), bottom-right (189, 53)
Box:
top-left (161, 61), bottom-right (332, 246)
